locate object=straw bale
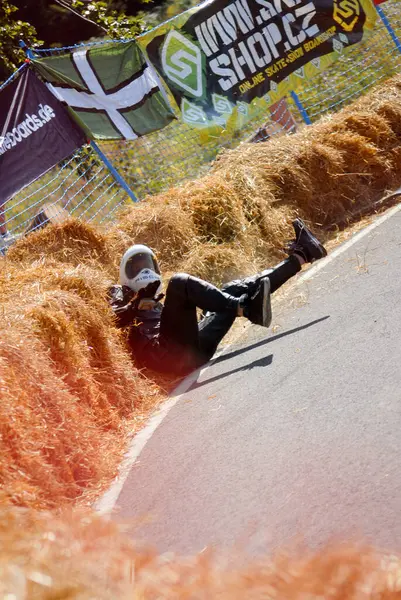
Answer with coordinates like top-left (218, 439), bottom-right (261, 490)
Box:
top-left (286, 138), bottom-right (349, 222)
top-left (0, 325), bottom-right (125, 507)
top-left (26, 288), bottom-right (144, 419)
top-left (329, 112), bottom-right (396, 149)
top-left (181, 242), bottom-right (258, 285)
top-left (0, 258), bottom-right (153, 508)
top-left (318, 131), bottom-right (391, 191)
top-left (213, 136), bottom-right (316, 210)
top-left (214, 136), bottom-right (340, 224)
top-left (375, 102), bottom-right (401, 140)
top-left (213, 159), bottom-right (282, 239)
top-left (0, 260), bottom-right (112, 313)
top-left (7, 219), bottom-right (115, 276)
top-left (177, 174), bottom-right (249, 243)
top-left (108, 198), bottom-right (198, 272)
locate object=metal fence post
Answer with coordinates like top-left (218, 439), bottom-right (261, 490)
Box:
top-left (290, 91), bottom-right (312, 125)
top-left (376, 4), bottom-right (401, 55)
top-left (90, 141), bottom-right (139, 203)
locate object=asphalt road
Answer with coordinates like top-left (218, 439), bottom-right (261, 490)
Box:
top-left (115, 207), bottom-right (401, 556)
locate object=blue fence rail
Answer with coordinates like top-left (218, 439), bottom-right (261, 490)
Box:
top-left (1, 0), bottom-right (401, 252)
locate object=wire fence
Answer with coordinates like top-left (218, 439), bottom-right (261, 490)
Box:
top-left (101, 94), bottom-right (301, 198)
top-left (0, 143), bottom-right (127, 252)
top-left (296, 1), bottom-right (401, 120)
top-left (1, 0), bottom-right (401, 251)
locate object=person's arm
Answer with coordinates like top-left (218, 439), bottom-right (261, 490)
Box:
top-left (108, 285), bottom-right (137, 329)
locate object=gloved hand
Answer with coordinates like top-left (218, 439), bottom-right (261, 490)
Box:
top-left (131, 280), bottom-right (164, 311)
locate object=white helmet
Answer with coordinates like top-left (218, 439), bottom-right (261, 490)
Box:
top-left (120, 244), bottom-right (162, 294)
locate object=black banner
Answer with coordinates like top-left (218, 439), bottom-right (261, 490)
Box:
top-left (139, 0), bottom-right (376, 128)
top-left (0, 68), bottom-right (87, 206)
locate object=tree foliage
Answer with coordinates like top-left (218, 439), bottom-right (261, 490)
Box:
top-left (0, 0), bottom-right (197, 84)
top-left (0, 1), bottom-right (42, 82)
top-left (0, 0), bottom-right (148, 83)
top-left (70, 0), bottom-right (145, 38)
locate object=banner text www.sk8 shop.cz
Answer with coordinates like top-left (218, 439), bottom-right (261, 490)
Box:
top-left (194, 0), bottom-right (321, 92)
top-left (239, 24), bottom-right (335, 94)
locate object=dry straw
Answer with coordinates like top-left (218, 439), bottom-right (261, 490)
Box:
top-left (0, 507), bottom-right (400, 599)
top-left (2, 74), bottom-right (401, 511)
top-left (7, 219), bottom-right (116, 276)
top-left (107, 197), bottom-right (198, 273)
top-left (0, 248), bottom-right (157, 508)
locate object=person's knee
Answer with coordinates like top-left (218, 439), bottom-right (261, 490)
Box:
top-left (167, 272), bottom-right (190, 295)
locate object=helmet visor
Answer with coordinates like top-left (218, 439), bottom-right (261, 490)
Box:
top-left (125, 252), bottom-right (160, 280)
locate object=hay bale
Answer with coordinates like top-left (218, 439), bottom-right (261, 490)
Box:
top-left (213, 136), bottom-right (316, 211)
top-left (27, 287), bottom-right (144, 418)
top-left (213, 156), bottom-right (283, 240)
top-left (0, 324), bottom-right (120, 507)
top-left (0, 259), bottom-right (152, 509)
top-left (375, 103), bottom-right (401, 139)
top-left (329, 112), bottom-right (397, 149)
top-left (108, 198), bottom-right (198, 273)
top-left (177, 174), bottom-right (249, 243)
top-left (0, 507), bottom-right (399, 600)
top-left (181, 242), bottom-right (258, 285)
top-left (7, 219), bottom-right (115, 276)
top-left (318, 131), bottom-right (392, 192)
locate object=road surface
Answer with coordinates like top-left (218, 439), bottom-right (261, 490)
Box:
top-left (113, 207), bottom-right (401, 556)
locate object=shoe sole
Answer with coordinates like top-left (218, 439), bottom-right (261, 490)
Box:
top-left (293, 218), bottom-right (327, 262)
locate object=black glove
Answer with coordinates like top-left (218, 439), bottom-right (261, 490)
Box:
top-left (131, 281), bottom-right (164, 310)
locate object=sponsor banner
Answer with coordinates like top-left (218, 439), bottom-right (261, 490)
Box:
top-left (34, 41), bottom-right (176, 141)
top-left (138, 0), bottom-right (377, 130)
top-left (0, 68), bottom-right (87, 206)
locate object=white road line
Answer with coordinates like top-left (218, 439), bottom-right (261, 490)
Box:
top-left (94, 201), bottom-right (401, 515)
top-left (94, 367), bottom-right (207, 514)
top-left (297, 201), bottom-right (401, 284)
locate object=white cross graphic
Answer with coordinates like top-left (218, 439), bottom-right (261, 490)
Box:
top-left (47, 49), bottom-right (159, 140)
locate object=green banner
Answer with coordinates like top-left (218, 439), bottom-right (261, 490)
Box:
top-left (34, 41), bottom-right (176, 141)
top-left (138, 0), bottom-right (377, 132)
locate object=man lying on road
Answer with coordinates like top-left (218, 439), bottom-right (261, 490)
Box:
top-left (109, 219), bottom-right (327, 376)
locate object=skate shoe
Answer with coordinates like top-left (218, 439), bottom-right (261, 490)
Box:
top-left (244, 277), bottom-right (272, 328)
top-left (286, 218), bottom-right (327, 263)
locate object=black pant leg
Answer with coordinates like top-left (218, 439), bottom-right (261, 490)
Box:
top-left (198, 311), bottom-right (237, 359)
top-left (254, 255), bottom-right (301, 293)
top-left (197, 277), bottom-right (249, 359)
top-left (227, 255), bottom-right (301, 294)
top-left (160, 273), bottom-right (240, 350)
top-left (197, 256), bottom-right (301, 359)
top-left (160, 274), bottom-right (200, 349)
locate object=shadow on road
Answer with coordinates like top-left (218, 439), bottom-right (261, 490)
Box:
top-left (189, 316), bottom-right (329, 391)
top-left (212, 315), bottom-right (330, 365)
top-left (191, 354), bottom-right (273, 390)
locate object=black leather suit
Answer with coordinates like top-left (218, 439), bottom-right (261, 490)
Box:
top-left (109, 255), bottom-right (300, 376)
